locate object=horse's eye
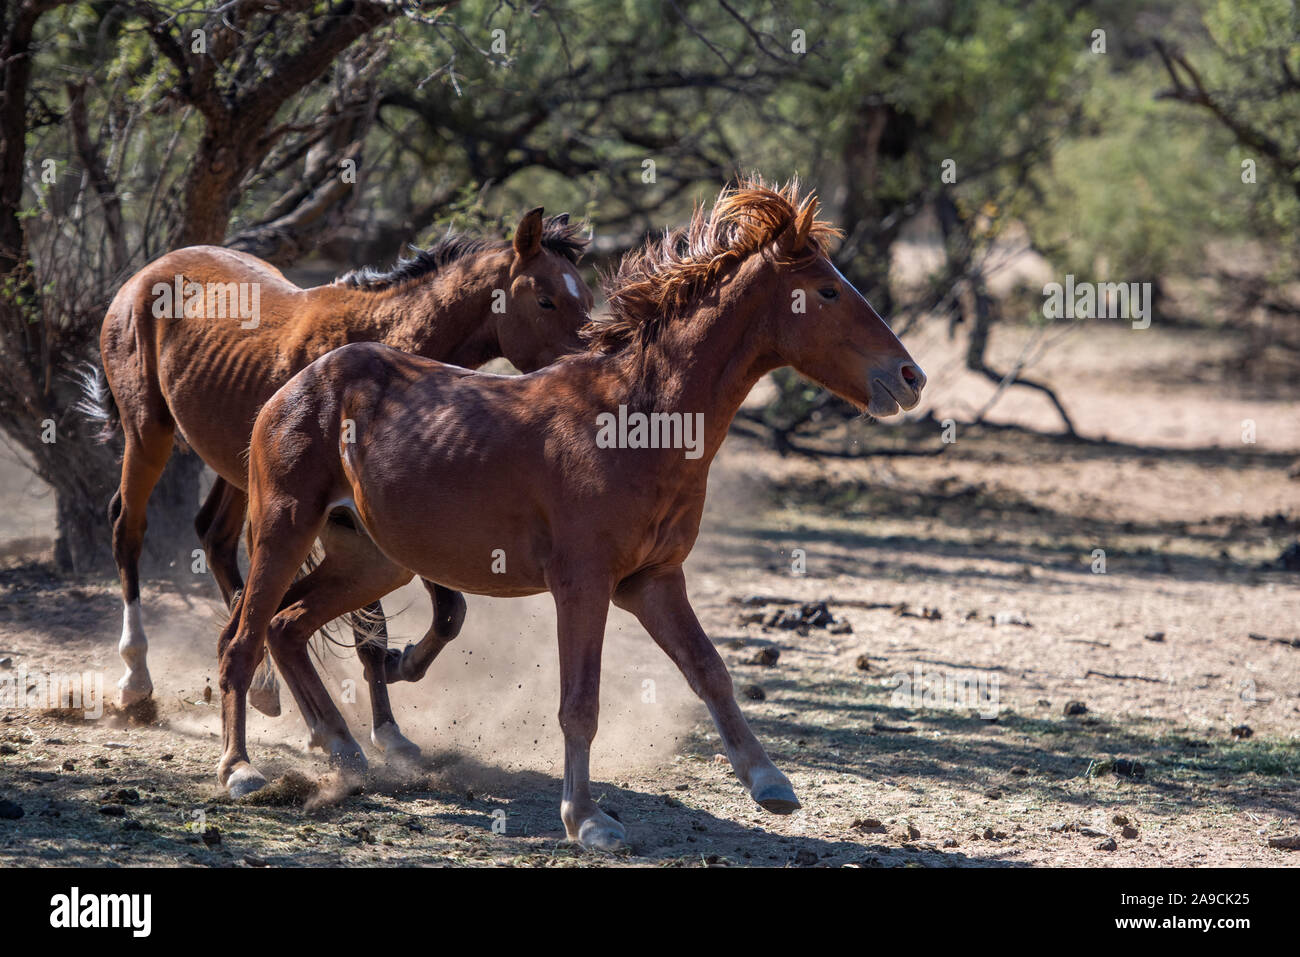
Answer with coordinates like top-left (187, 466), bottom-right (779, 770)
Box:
top-left (538, 296), bottom-right (556, 310)
top-left (817, 287), bottom-right (839, 301)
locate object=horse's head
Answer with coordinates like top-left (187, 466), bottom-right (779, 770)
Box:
top-left (498, 207), bottom-right (593, 372)
top-left (767, 197), bottom-right (925, 416)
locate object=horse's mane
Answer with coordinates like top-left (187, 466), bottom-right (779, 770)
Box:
top-left (337, 214), bottom-right (587, 290)
top-left (581, 176), bottom-right (840, 355)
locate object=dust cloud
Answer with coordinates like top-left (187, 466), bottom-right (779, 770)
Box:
top-left (325, 584), bottom-right (703, 777)
top-left (137, 578), bottom-right (708, 784)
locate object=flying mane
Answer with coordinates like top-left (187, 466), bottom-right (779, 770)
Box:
top-left (338, 215), bottom-right (587, 290)
top-left (582, 176), bottom-right (841, 355)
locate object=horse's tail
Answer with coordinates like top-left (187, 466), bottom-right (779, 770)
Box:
top-left (73, 361), bottom-right (120, 444)
top-left (299, 539), bottom-right (393, 666)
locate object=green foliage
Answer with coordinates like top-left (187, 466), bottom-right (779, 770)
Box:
top-left (1024, 0), bottom-right (1300, 284)
top-left (9, 0), bottom-right (1300, 551)
top-left (19, 0), bottom-right (1300, 307)
top-left (1199, 0), bottom-right (1300, 234)
top-left (1023, 62), bottom-right (1243, 280)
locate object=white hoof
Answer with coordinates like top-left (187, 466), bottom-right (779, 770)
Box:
top-left (577, 814), bottom-right (627, 851)
top-left (564, 803), bottom-right (627, 851)
top-left (117, 670), bottom-right (153, 708)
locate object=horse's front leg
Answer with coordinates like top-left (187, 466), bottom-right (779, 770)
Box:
top-left (384, 581), bottom-right (466, 683)
top-left (614, 566), bottom-right (799, 814)
top-left (550, 571), bottom-right (624, 850)
top-left (218, 502), bottom-right (324, 797)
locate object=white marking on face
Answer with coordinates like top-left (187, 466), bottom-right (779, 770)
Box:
top-left (563, 273), bottom-right (580, 300)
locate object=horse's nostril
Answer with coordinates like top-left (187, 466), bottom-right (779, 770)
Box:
top-left (900, 364), bottom-right (919, 387)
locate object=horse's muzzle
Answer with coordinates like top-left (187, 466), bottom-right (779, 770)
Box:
top-left (867, 359), bottom-right (926, 416)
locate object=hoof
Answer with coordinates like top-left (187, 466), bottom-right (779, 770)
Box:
top-left (577, 815), bottom-right (627, 851)
top-left (117, 671), bottom-right (153, 708)
top-left (328, 741), bottom-right (369, 775)
top-left (382, 645), bottom-right (408, 684)
top-left (755, 789), bottom-right (801, 814)
top-left (565, 804), bottom-right (627, 851)
top-left (226, 764), bottom-right (269, 798)
top-left (247, 659), bottom-right (281, 716)
top-left (751, 767), bottom-right (800, 814)
top-left (247, 686), bottom-right (281, 717)
top-left (385, 642), bottom-right (439, 684)
top-left (371, 723), bottom-right (421, 763)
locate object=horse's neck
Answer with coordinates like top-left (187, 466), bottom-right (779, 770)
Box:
top-left (621, 280), bottom-right (777, 467)
top-left (349, 270), bottom-right (498, 365)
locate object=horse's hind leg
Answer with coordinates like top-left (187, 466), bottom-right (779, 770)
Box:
top-left (265, 534), bottom-right (414, 774)
top-left (111, 425), bottom-right (173, 707)
top-left (194, 478), bottom-right (246, 606)
top-left (195, 478), bottom-right (282, 717)
top-left (316, 521), bottom-right (419, 760)
top-left (350, 601), bottom-right (421, 760)
top-left (218, 503), bottom-right (322, 797)
top-left (614, 567), bottom-right (799, 815)
top-left (384, 581), bottom-right (466, 683)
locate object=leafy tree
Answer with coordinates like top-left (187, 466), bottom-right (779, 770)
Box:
top-left (0, 0), bottom-right (401, 572)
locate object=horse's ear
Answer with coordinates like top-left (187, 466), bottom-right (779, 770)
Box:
top-left (553, 212), bottom-right (569, 226)
top-left (793, 196), bottom-right (816, 251)
top-left (777, 195), bottom-right (817, 254)
top-left (514, 206), bottom-right (545, 259)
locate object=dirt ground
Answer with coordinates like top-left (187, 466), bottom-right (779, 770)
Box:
top-left (1, 319), bottom-right (1297, 867)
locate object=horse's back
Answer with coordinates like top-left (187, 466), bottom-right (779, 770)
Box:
top-left (306, 341), bottom-right (472, 395)
top-left (100, 245), bottom-right (311, 471)
top-left (101, 245), bottom-right (298, 352)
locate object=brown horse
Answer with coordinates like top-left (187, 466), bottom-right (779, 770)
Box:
top-left (218, 178), bottom-right (926, 848)
top-left (97, 208), bottom-right (592, 759)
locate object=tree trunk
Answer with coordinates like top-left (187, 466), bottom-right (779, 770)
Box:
top-left (47, 443), bottom-right (202, 580)
top-left (1, 0), bottom-right (393, 580)
top-left (52, 474), bottom-right (114, 575)
top-left (141, 451), bottom-right (203, 580)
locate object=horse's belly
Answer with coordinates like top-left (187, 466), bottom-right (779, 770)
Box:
top-left (180, 426), bottom-right (254, 489)
top-left (353, 495), bottom-right (550, 598)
